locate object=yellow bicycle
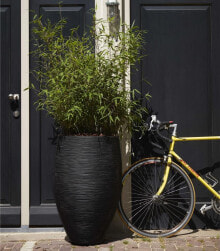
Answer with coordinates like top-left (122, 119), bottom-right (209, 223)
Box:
top-left (119, 115), bottom-right (220, 238)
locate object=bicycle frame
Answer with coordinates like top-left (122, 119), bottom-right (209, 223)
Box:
top-left (156, 135), bottom-right (220, 200)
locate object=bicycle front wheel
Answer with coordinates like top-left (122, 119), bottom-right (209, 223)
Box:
top-left (119, 158), bottom-right (195, 238)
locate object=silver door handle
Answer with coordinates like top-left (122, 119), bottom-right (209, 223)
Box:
top-left (8, 93), bottom-right (20, 118)
top-left (8, 94), bottom-right (19, 101)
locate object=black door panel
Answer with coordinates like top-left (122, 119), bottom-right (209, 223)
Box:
top-left (131, 0), bottom-right (220, 228)
top-left (0, 0), bottom-right (21, 227)
top-left (29, 0), bottom-right (94, 226)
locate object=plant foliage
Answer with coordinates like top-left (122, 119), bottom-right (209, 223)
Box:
top-left (30, 14), bottom-right (150, 136)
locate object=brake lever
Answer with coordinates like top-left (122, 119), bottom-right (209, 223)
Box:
top-left (148, 115), bottom-right (159, 131)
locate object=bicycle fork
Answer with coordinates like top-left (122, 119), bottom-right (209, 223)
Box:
top-left (156, 138), bottom-right (176, 196)
top-left (156, 155), bottom-right (172, 196)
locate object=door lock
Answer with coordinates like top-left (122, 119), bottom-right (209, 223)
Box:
top-left (8, 93), bottom-right (19, 101)
top-left (8, 93), bottom-right (20, 118)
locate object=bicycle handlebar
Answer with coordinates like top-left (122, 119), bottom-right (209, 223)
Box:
top-left (148, 115), bottom-right (173, 143)
top-left (156, 122), bottom-right (173, 143)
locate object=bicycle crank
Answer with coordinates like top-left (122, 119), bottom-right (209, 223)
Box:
top-left (212, 191), bottom-right (220, 215)
top-left (200, 204), bottom-right (213, 215)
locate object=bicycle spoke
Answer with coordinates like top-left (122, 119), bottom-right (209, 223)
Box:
top-left (132, 180), bottom-right (149, 194)
top-left (164, 204), bottom-right (184, 222)
top-left (133, 171), bottom-right (148, 189)
top-left (132, 199), bottom-right (154, 225)
top-left (165, 202), bottom-right (188, 218)
top-left (164, 180), bottom-right (187, 194)
top-left (163, 186), bottom-right (189, 196)
top-left (119, 159), bottom-right (195, 238)
top-left (131, 198), bottom-right (154, 219)
top-left (159, 204), bottom-right (173, 229)
top-left (137, 202), bottom-right (154, 230)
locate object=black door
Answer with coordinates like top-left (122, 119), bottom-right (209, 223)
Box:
top-left (0, 0), bottom-right (21, 226)
top-left (131, 0), bottom-right (220, 228)
top-left (29, 0), bottom-right (94, 226)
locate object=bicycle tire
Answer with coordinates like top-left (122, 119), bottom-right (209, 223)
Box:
top-left (118, 158), bottom-right (195, 238)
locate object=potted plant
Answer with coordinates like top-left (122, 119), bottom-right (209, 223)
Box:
top-left (30, 15), bottom-right (149, 245)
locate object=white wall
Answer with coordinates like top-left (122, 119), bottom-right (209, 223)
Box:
top-left (95, 0), bottom-right (131, 235)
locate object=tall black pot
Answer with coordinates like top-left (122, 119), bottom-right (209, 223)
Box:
top-left (55, 136), bottom-right (122, 245)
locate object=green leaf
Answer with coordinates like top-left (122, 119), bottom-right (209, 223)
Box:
top-left (29, 13), bottom-right (150, 135)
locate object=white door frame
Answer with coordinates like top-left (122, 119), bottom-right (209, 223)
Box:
top-left (21, 0), bottom-right (30, 228)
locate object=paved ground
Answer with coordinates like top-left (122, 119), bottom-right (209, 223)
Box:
top-left (0, 230), bottom-right (220, 251)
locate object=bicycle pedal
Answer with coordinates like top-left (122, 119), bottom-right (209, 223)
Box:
top-left (200, 204), bottom-right (213, 215)
top-left (204, 172), bottom-right (218, 188)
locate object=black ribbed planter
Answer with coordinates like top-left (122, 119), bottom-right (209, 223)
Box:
top-left (55, 136), bottom-right (122, 245)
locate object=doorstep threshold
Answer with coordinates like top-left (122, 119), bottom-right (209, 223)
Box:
top-left (0, 228), bottom-right (66, 241)
top-left (0, 227), bottom-right (64, 233)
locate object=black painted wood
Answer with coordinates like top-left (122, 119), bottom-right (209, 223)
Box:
top-left (131, 0), bottom-right (220, 228)
top-left (29, 0), bottom-right (95, 226)
top-left (29, 205), bottom-right (61, 226)
top-left (0, 0), bottom-right (21, 227)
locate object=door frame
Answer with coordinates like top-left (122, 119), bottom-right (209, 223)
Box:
top-left (20, 0), bottom-right (29, 228)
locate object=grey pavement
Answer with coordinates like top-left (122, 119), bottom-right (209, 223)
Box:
top-left (0, 229), bottom-right (220, 251)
